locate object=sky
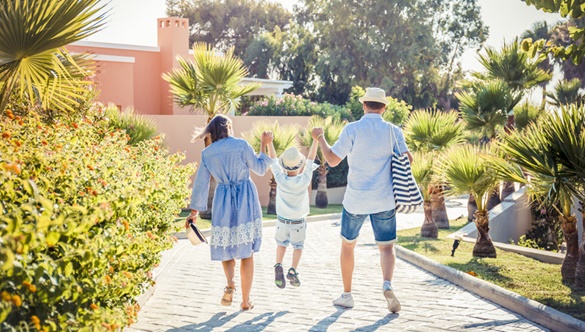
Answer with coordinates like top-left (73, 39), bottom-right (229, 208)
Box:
top-left (87, 0), bottom-right (564, 73)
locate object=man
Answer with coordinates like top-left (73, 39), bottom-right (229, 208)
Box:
top-left (311, 87), bottom-right (412, 313)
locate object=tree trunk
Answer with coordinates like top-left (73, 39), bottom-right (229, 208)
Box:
top-left (575, 202), bottom-right (585, 289)
top-left (267, 176), bottom-right (277, 215)
top-left (560, 214), bottom-right (579, 285)
top-left (431, 185), bottom-right (449, 229)
top-left (472, 210), bottom-right (497, 258)
top-left (199, 133), bottom-right (214, 220)
top-left (420, 201), bottom-right (438, 239)
top-left (486, 187), bottom-right (501, 211)
top-left (501, 181), bottom-right (515, 200)
top-left (315, 164), bottom-right (328, 208)
top-left (467, 194), bottom-right (477, 223)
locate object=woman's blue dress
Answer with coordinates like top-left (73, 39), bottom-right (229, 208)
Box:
top-left (190, 137), bottom-right (271, 261)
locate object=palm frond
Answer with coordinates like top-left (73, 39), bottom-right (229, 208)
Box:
top-left (241, 120), bottom-right (299, 155)
top-left (0, 0), bottom-right (106, 111)
top-left (404, 110), bottom-right (465, 152)
top-left (410, 151), bottom-right (435, 202)
top-left (546, 79), bottom-right (585, 107)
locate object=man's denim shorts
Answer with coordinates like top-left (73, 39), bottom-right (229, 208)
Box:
top-left (341, 208), bottom-right (397, 245)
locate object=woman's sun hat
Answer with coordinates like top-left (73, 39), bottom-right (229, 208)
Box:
top-left (279, 146), bottom-right (306, 171)
top-left (358, 87), bottom-right (389, 105)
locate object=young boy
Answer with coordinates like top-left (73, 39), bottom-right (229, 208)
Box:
top-left (267, 138), bottom-right (318, 288)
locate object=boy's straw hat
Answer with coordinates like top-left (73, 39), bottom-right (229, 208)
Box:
top-left (358, 87), bottom-right (389, 105)
top-left (279, 147), bottom-right (306, 171)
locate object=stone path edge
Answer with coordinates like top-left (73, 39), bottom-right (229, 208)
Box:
top-left (395, 245), bottom-right (585, 332)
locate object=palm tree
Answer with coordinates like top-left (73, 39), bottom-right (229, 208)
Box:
top-left (300, 116), bottom-right (345, 208)
top-left (457, 79), bottom-right (522, 210)
top-left (0, 0), bottom-right (106, 113)
top-left (411, 151), bottom-right (438, 238)
top-left (241, 120), bottom-right (299, 215)
top-left (403, 110), bottom-right (465, 229)
top-left (438, 144), bottom-right (500, 258)
top-left (163, 42), bottom-right (260, 218)
top-left (492, 105), bottom-right (585, 285)
top-left (546, 78), bottom-right (585, 107)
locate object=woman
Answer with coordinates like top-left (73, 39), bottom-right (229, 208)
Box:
top-left (186, 114), bottom-right (272, 310)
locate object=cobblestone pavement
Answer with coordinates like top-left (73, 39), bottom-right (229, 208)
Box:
top-left (128, 205), bottom-right (547, 332)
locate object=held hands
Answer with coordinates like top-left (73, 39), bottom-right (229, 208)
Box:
top-left (261, 131), bottom-right (273, 145)
top-left (312, 127), bottom-right (324, 140)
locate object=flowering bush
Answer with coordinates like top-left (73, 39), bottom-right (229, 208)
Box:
top-left (0, 108), bottom-right (195, 330)
top-left (248, 93), bottom-right (354, 121)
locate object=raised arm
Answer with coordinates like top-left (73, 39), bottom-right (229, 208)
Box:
top-left (266, 132), bottom-right (277, 159)
top-left (311, 127), bottom-right (342, 167)
top-left (307, 137), bottom-right (318, 161)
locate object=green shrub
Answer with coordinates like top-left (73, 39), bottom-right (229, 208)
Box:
top-left (104, 104), bottom-right (158, 145)
top-left (514, 103), bottom-right (542, 131)
top-left (0, 107), bottom-right (195, 330)
top-left (248, 93), bottom-right (354, 121)
top-left (382, 97), bottom-right (411, 126)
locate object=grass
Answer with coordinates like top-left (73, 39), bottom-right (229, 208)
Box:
top-left (173, 204), bottom-right (343, 233)
top-left (397, 217), bottom-right (585, 322)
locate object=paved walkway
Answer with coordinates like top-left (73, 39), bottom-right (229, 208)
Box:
top-left (128, 202), bottom-right (547, 332)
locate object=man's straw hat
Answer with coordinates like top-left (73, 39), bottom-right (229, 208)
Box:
top-left (358, 87), bottom-right (389, 105)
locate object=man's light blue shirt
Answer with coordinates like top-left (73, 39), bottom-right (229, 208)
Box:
top-left (331, 113), bottom-right (409, 214)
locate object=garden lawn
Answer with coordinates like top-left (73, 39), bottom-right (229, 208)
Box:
top-left (397, 217), bottom-right (585, 322)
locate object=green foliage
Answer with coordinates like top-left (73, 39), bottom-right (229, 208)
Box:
top-left (240, 119), bottom-right (299, 154)
top-left (476, 39), bottom-right (552, 91)
top-left (247, 94), bottom-right (354, 122)
top-left (514, 102), bottom-right (543, 130)
top-left (517, 204), bottom-right (563, 252)
top-left (495, 105), bottom-right (585, 215)
top-left (456, 79), bottom-right (521, 139)
top-left (410, 151), bottom-right (434, 202)
top-left (546, 78), bottom-right (585, 106)
top-left (382, 97), bottom-right (411, 126)
top-left (403, 110), bottom-right (465, 152)
top-left (104, 105), bottom-right (158, 145)
top-left (345, 86), bottom-right (366, 121)
top-left (0, 0), bottom-right (106, 113)
top-left (437, 144), bottom-right (500, 211)
top-left (163, 43), bottom-right (260, 120)
top-left (166, 0), bottom-right (291, 57)
top-left (0, 108), bottom-right (195, 330)
top-left (523, 0), bottom-right (585, 64)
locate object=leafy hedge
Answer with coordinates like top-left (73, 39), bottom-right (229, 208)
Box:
top-left (247, 93), bottom-right (354, 121)
top-left (0, 108), bottom-right (195, 331)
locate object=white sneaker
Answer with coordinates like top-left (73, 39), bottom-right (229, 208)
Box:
top-left (384, 289), bottom-right (401, 313)
top-left (332, 293), bottom-right (354, 308)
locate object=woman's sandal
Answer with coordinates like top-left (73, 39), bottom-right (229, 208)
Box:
top-left (221, 286), bottom-right (235, 306)
top-left (240, 301), bottom-right (254, 311)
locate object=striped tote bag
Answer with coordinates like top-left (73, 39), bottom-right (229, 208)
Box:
top-left (390, 126), bottom-right (423, 213)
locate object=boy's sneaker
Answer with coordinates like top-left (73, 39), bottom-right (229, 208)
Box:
top-left (274, 264), bottom-right (285, 289)
top-left (286, 268), bottom-right (301, 287)
top-left (383, 288), bottom-right (401, 313)
top-left (332, 293), bottom-right (354, 308)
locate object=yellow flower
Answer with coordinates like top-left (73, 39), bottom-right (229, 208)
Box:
top-left (31, 315), bottom-right (40, 325)
top-left (12, 294), bottom-right (22, 307)
top-left (123, 271), bottom-right (132, 278)
top-left (104, 275), bottom-right (111, 284)
top-left (1, 291), bottom-right (11, 302)
top-left (90, 303), bottom-right (98, 310)
top-left (1, 132), bottom-right (10, 139)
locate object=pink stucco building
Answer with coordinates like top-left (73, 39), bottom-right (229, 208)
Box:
top-left (67, 17), bottom-right (292, 116)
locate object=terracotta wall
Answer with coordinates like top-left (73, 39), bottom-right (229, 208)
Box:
top-left (146, 115), bottom-right (345, 207)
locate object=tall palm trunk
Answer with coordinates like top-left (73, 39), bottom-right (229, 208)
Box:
top-left (473, 210), bottom-right (497, 258)
top-left (575, 202), bottom-right (585, 289)
top-left (267, 176), bottom-right (277, 215)
top-left (420, 201), bottom-right (438, 238)
top-left (431, 185), bottom-right (449, 229)
top-left (315, 163), bottom-right (328, 208)
top-left (468, 194), bottom-right (477, 223)
top-left (561, 214), bottom-right (580, 285)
